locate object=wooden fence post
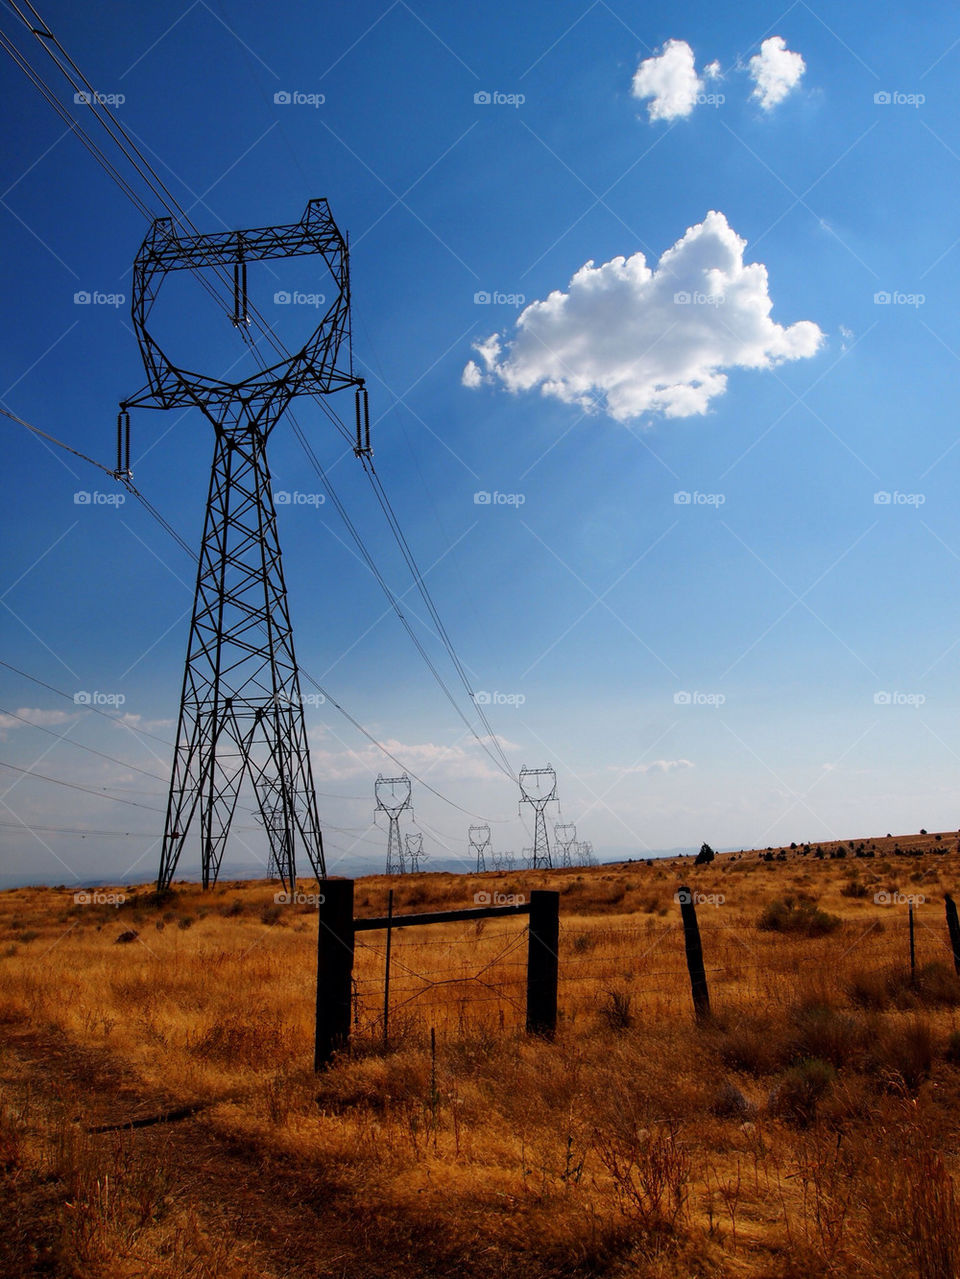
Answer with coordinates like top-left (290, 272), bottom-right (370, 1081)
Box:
top-left (526, 889), bottom-right (559, 1038)
top-left (315, 878), bottom-right (355, 1070)
top-left (909, 902), bottom-right (916, 981)
top-left (946, 894), bottom-right (960, 976)
top-left (678, 886), bottom-right (710, 1022)
top-left (383, 888), bottom-right (393, 1047)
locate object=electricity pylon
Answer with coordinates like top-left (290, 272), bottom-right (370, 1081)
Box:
top-left (579, 840), bottom-right (596, 866)
top-left (469, 823), bottom-right (491, 872)
top-left (128, 201), bottom-right (367, 893)
top-left (554, 822), bottom-right (577, 868)
top-left (519, 765), bottom-right (558, 869)
top-left (405, 831), bottom-right (427, 873)
top-left (376, 774), bottom-right (412, 874)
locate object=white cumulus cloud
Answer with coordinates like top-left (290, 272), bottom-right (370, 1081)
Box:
top-left (748, 36), bottom-right (805, 111)
top-left (631, 39), bottom-right (703, 121)
top-left (463, 211), bottom-right (823, 421)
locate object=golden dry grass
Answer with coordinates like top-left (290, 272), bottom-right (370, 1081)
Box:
top-left (3, 832), bottom-right (960, 1277)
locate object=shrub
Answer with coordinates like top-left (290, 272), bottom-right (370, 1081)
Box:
top-left (840, 880), bottom-right (869, 898)
top-left (757, 896), bottom-right (841, 936)
top-left (770, 1057), bottom-right (836, 1125)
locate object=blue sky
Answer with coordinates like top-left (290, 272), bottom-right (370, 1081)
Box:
top-left (2, 0), bottom-right (960, 886)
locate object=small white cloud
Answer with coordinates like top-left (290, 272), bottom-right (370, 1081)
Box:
top-left (612, 759), bottom-right (694, 775)
top-left (631, 39), bottom-right (703, 121)
top-left (0, 707), bottom-right (76, 739)
top-left (112, 712), bottom-right (174, 732)
top-left (463, 210), bottom-right (823, 421)
top-left (748, 36), bottom-right (805, 111)
top-left (704, 60), bottom-right (722, 80)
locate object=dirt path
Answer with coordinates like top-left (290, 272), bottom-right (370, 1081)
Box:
top-left (1, 1021), bottom-right (618, 1279)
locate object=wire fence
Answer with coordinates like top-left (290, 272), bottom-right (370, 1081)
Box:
top-left (346, 901), bottom-right (959, 1040)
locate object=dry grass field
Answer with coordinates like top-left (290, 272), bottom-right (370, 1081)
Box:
top-left (4, 830), bottom-right (960, 1277)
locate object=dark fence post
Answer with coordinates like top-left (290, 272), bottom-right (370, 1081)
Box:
top-left (678, 886), bottom-right (710, 1022)
top-left (526, 889), bottom-right (559, 1037)
top-left (909, 902), bottom-right (916, 981)
top-left (383, 888), bottom-right (393, 1047)
top-left (946, 894), bottom-right (960, 976)
top-left (315, 878), bottom-right (355, 1070)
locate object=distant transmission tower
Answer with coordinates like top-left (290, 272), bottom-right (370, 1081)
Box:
top-left (127, 201), bottom-right (367, 893)
top-left (405, 831), bottom-right (427, 873)
top-left (579, 840), bottom-right (596, 866)
top-left (469, 823), bottom-right (491, 872)
top-left (376, 774), bottom-right (412, 874)
top-left (554, 822), bottom-right (577, 868)
top-left (519, 766), bottom-right (558, 869)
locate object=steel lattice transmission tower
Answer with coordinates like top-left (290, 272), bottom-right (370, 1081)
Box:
top-left (405, 831), bottom-right (427, 873)
top-left (519, 766), bottom-right (558, 869)
top-left (376, 774), bottom-right (412, 874)
top-left (554, 822), bottom-right (577, 868)
top-left (469, 823), bottom-right (491, 872)
top-left (123, 200), bottom-right (365, 893)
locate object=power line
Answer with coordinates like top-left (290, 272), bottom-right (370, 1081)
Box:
top-left (0, 658), bottom-right (174, 747)
top-left (0, 402), bottom-right (118, 477)
top-left (0, 704), bottom-right (168, 781)
top-left (0, 758), bottom-right (167, 811)
top-left (1, 4), bottom-right (514, 819)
